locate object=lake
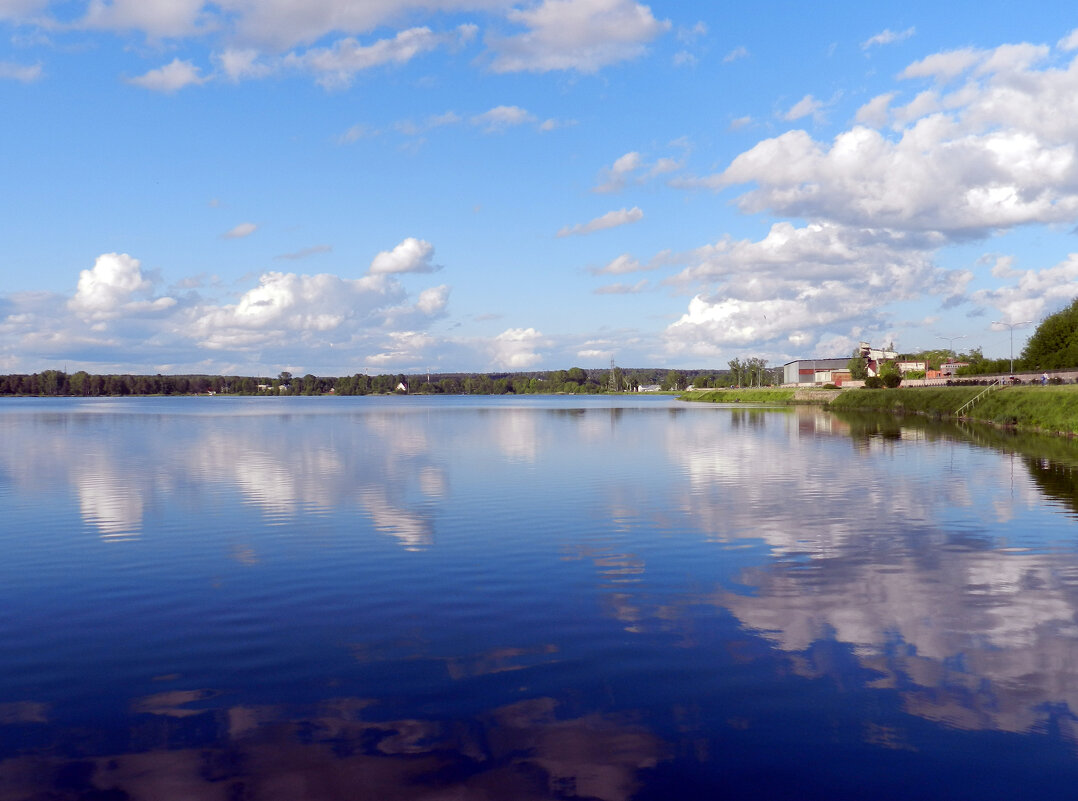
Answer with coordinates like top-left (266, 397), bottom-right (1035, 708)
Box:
top-left (2, 395), bottom-right (1078, 799)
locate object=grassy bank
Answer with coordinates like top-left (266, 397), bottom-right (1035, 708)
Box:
top-left (829, 385), bottom-right (1078, 435)
top-left (680, 387), bottom-right (797, 403)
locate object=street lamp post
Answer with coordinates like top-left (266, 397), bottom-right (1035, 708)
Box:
top-left (936, 334), bottom-right (966, 361)
top-left (992, 320), bottom-right (1033, 375)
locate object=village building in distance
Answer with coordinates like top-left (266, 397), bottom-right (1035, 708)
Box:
top-left (783, 342), bottom-right (966, 386)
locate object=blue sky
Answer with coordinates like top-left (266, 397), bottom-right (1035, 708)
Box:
top-left (3, 0), bottom-right (1078, 375)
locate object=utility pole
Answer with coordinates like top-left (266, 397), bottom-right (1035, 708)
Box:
top-left (608, 356), bottom-right (617, 393)
top-left (992, 320), bottom-right (1032, 374)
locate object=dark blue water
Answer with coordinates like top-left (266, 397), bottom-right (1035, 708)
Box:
top-left (2, 396), bottom-right (1078, 799)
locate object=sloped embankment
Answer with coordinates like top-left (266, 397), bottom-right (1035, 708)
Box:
top-left (680, 387), bottom-right (836, 404)
top-left (828, 385), bottom-right (1078, 435)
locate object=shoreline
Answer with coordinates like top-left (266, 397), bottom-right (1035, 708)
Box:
top-left (680, 385), bottom-right (1078, 438)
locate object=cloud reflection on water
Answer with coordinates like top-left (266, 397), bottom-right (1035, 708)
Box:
top-left (7, 398), bottom-right (1078, 789)
top-left (667, 407), bottom-right (1078, 739)
top-left (0, 693), bottom-right (663, 801)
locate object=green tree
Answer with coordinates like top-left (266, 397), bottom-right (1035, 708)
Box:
top-left (1021, 298), bottom-right (1078, 369)
top-left (847, 349), bottom-right (868, 380)
top-left (662, 370), bottom-right (684, 391)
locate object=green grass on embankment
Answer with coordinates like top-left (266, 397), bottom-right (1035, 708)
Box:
top-left (829, 385), bottom-right (1078, 435)
top-left (680, 387), bottom-right (798, 403)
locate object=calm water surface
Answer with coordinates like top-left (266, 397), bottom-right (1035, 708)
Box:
top-left (2, 395), bottom-right (1078, 799)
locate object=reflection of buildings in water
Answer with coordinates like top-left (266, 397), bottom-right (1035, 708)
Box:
top-left (0, 694), bottom-right (665, 801)
top-left (791, 406), bottom-right (851, 439)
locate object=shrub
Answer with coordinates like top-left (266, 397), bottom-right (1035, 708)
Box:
top-left (882, 372), bottom-right (902, 388)
top-left (864, 376), bottom-right (883, 389)
top-left (823, 383), bottom-right (838, 389)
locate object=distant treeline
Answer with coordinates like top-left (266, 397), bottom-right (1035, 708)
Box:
top-left (0, 366), bottom-right (781, 397)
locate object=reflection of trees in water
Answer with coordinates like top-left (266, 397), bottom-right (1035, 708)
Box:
top-left (1025, 457), bottom-right (1078, 514)
top-left (833, 408), bottom-right (1078, 516)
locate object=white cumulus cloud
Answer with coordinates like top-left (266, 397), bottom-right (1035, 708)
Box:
top-left (369, 238), bottom-right (440, 274)
top-left (490, 327), bottom-right (546, 368)
top-left (68, 252), bottom-right (176, 320)
top-left (706, 45), bottom-right (1078, 243)
top-left (971, 254), bottom-right (1078, 324)
top-left (662, 222), bottom-right (965, 360)
top-left (189, 271), bottom-right (401, 350)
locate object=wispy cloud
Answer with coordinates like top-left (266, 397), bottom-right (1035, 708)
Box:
top-left (723, 46), bottom-right (749, 63)
top-left (222, 222), bottom-right (258, 239)
top-left (470, 105), bottom-right (536, 133)
top-left (0, 60), bottom-right (42, 82)
top-left (862, 27), bottom-right (915, 50)
top-left (783, 94), bottom-right (821, 121)
top-left (594, 279), bottom-right (649, 295)
top-left (486, 0), bottom-right (670, 74)
top-left (276, 245), bottom-right (332, 261)
top-left (337, 123), bottom-right (376, 144)
top-left (127, 59), bottom-right (206, 93)
top-left (557, 207), bottom-right (643, 238)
